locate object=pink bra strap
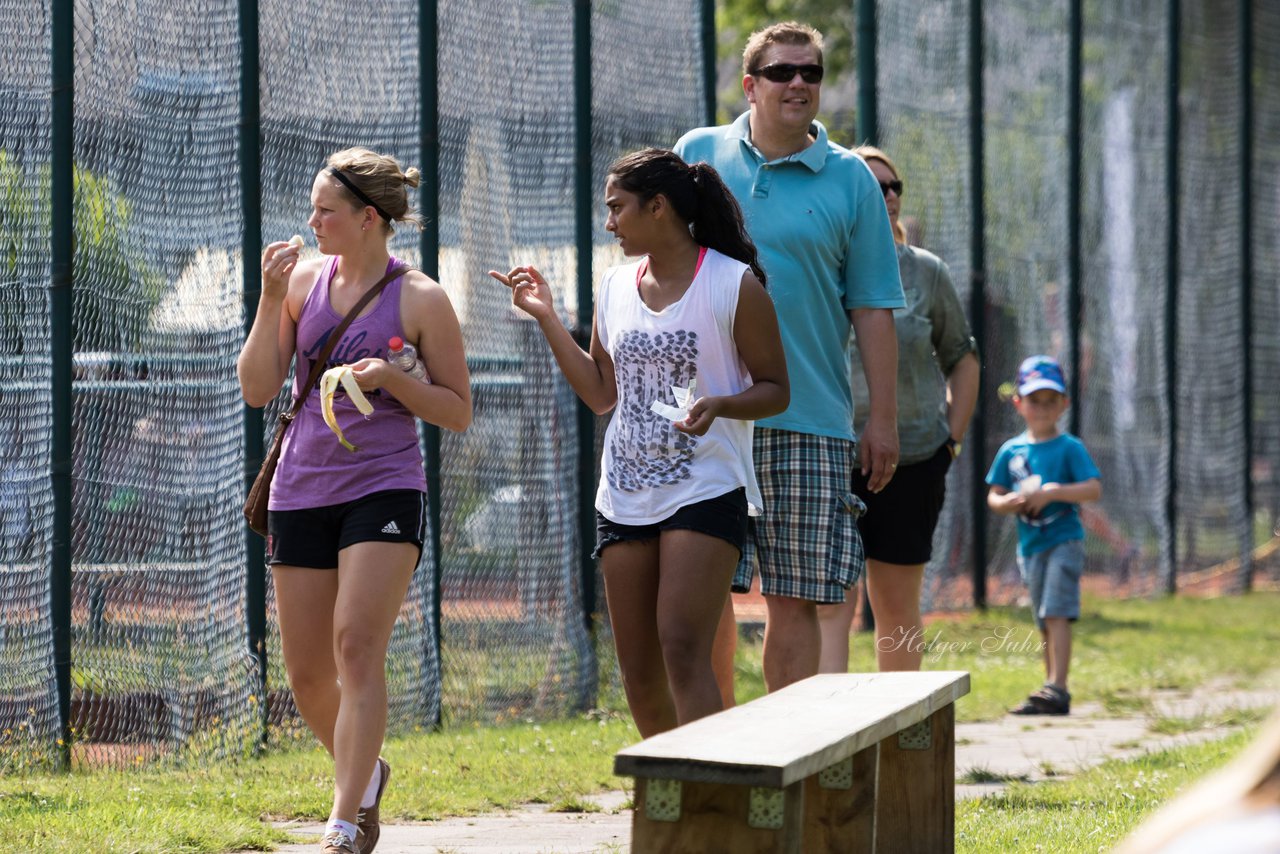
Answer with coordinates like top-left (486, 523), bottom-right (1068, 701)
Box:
top-left (635, 246), bottom-right (708, 288)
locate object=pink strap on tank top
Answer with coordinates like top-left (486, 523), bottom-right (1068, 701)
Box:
top-left (636, 246), bottom-right (708, 288)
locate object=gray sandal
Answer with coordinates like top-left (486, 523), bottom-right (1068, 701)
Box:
top-left (1010, 683), bottom-right (1070, 715)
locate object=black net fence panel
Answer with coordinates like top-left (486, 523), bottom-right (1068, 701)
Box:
top-left (1255, 1), bottom-right (1280, 584)
top-left (978, 0), bottom-right (1071, 605)
top-left (876, 0), bottom-right (976, 612)
top-left (68, 0), bottom-right (258, 766)
top-left (589, 0), bottom-right (710, 707)
top-left (0, 0), bottom-right (58, 772)
top-left (1177, 2), bottom-right (1248, 583)
top-left (1078, 0), bottom-right (1171, 596)
top-left (258, 0), bottom-right (439, 737)
top-left (435, 0), bottom-right (593, 724)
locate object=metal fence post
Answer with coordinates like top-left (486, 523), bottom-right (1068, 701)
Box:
top-left (50, 0), bottom-right (74, 772)
top-left (968, 0), bottom-right (988, 610)
top-left (419, 0), bottom-right (444, 728)
top-left (701, 0), bottom-right (716, 126)
top-left (1239, 0), bottom-right (1255, 593)
top-left (1164, 0), bottom-right (1180, 594)
top-left (856, 0), bottom-right (878, 633)
top-left (1067, 0), bottom-right (1083, 434)
top-left (239, 0), bottom-right (268, 747)
top-left (573, 0), bottom-right (596, 645)
top-left (857, 0), bottom-right (877, 147)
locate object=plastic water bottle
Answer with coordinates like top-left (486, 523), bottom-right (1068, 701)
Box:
top-left (387, 336), bottom-right (430, 383)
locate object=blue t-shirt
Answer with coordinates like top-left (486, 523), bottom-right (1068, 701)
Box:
top-left (986, 432), bottom-right (1101, 556)
top-left (675, 114), bottom-right (904, 442)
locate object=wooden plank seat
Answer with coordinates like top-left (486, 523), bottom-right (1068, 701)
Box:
top-left (614, 671), bottom-right (971, 853)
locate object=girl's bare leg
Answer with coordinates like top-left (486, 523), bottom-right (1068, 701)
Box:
top-left (600, 540), bottom-right (677, 737)
top-left (328, 541), bottom-right (416, 825)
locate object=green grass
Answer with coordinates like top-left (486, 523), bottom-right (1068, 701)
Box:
top-left (1, 714), bottom-right (641, 853)
top-left (795, 591), bottom-right (1280, 721)
top-left (957, 726), bottom-right (1257, 852)
top-left (1148, 705), bottom-right (1270, 736)
top-left (1, 592), bottom-right (1277, 852)
top-left (958, 766), bottom-right (1030, 785)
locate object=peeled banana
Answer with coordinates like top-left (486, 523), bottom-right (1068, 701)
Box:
top-left (320, 366), bottom-right (374, 451)
top-left (289, 234), bottom-right (305, 248)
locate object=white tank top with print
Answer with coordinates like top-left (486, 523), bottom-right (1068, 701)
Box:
top-left (595, 247), bottom-right (762, 525)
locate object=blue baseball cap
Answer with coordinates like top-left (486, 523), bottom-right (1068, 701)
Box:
top-left (1016, 355), bottom-right (1067, 396)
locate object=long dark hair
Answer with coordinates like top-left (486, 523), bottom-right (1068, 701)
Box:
top-left (606, 148), bottom-right (767, 286)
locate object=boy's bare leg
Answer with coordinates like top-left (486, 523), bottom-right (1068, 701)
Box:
top-left (1039, 627), bottom-right (1051, 682)
top-left (1043, 617), bottom-right (1072, 689)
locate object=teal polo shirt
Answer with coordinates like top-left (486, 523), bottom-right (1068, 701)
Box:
top-left (675, 113), bottom-right (904, 442)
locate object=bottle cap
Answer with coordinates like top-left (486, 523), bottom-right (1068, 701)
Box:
top-left (389, 336), bottom-right (404, 351)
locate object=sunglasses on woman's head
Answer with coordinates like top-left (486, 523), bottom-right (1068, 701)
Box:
top-left (751, 63), bottom-right (825, 84)
top-left (879, 179), bottom-right (904, 198)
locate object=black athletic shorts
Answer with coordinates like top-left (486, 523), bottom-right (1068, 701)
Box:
top-left (851, 441), bottom-right (952, 566)
top-left (594, 487), bottom-right (749, 559)
top-left (267, 489), bottom-right (427, 569)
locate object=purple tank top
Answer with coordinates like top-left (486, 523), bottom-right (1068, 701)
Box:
top-left (269, 256), bottom-right (428, 510)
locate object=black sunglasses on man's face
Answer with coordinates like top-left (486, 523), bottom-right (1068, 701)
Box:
top-left (751, 63), bottom-right (824, 84)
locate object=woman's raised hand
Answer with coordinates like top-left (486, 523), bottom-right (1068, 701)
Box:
top-left (261, 239), bottom-right (301, 301)
top-left (487, 265), bottom-right (555, 322)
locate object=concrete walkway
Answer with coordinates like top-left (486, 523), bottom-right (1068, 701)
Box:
top-left (247, 683), bottom-right (1280, 854)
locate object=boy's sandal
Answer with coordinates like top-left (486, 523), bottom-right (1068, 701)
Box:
top-left (1010, 684), bottom-right (1071, 716)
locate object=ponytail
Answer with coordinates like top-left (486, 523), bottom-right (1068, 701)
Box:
top-left (606, 148), bottom-right (767, 287)
top-left (688, 163), bottom-right (767, 287)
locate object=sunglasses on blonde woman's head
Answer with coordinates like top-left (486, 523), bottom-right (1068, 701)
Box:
top-left (751, 63), bottom-right (825, 84)
top-left (879, 179), bottom-right (904, 198)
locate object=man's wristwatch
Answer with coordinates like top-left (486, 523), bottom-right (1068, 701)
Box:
top-left (946, 437), bottom-right (962, 459)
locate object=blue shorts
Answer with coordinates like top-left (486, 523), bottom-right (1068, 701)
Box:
top-left (1017, 539), bottom-right (1084, 629)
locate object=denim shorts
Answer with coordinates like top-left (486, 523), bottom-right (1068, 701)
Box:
top-left (594, 488), bottom-right (748, 558)
top-left (1017, 538), bottom-right (1084, 629)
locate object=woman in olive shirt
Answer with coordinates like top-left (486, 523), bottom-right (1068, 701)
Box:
top-left (817, 146), bottom-right (981, 672)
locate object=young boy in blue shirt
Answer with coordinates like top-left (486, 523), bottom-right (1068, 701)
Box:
top-left (986, 355), bottom-right (1102, 715)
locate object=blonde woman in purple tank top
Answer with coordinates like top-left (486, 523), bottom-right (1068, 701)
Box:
top-left (238, 147), bottom-right (471, 854)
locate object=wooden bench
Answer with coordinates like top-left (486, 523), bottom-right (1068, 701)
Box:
top-left (614, 671), bottom-right (970, 853)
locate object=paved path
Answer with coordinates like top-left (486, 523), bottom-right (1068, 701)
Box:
top-left (246, 683), bottom-right (1280, 854)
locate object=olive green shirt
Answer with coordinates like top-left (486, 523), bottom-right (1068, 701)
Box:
top-left (852, 244), bottom-right (977, 464)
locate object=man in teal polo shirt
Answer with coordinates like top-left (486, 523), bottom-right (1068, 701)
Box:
top-left (675, 21), bottom-right (904, 692)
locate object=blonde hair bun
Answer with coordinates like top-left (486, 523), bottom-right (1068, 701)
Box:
top-left (402, 167), bottom-right (422, 188)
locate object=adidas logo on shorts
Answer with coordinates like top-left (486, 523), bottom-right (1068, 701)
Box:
top-left (381, 520), bottom-right (400, 535)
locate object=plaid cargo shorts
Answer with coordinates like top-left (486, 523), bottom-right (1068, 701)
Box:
top-left (733, 427), bottom-right (866, 603)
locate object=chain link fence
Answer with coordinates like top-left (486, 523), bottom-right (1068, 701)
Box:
top-left (873, 0), bottom-right (1279, 611)
top-left (3, 0), bottom-right (1276, 770)
top-left (0, 0), bottom-right (704, 771)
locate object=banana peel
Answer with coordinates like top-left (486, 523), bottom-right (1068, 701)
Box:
top-left (320, 366), bottom-right (374, 451)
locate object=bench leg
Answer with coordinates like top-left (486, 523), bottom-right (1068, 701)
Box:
top-left (803, 743), bottom-right (877, 852)
top-left (874, 703), bottom-right (955, 853)
top-left (631, 777), bottom-right (804, 853)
